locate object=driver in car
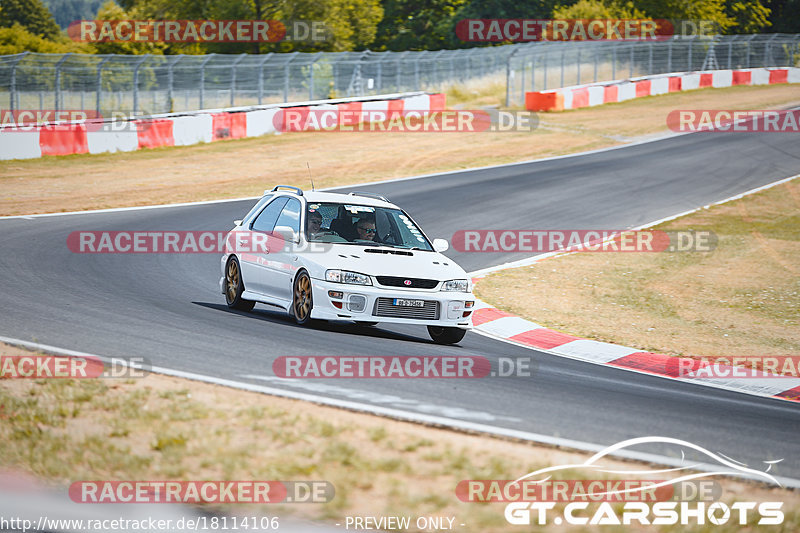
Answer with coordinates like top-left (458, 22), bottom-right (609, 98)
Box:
top-left (354, 217), bottom-right (378, 242)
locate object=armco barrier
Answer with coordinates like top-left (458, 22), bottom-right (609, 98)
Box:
top-left (0, 92), bottom-right (445, 161)
top-left (526, 68), bottom-right (800, 111)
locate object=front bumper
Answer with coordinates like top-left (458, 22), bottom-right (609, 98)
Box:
top-left (310, 278), bottom-right (474, 328)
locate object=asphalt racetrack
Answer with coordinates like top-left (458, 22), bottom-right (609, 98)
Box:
top-left (2, 128), bottom-right (799, 479)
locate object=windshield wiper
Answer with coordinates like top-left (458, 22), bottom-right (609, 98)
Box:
top-left (336, 241), bottom-right (382, 247)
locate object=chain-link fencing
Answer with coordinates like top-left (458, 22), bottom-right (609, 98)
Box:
top-left (0, 34), bottom-right (798, 117)
top-left (504, 34), bottom-right (800, 107)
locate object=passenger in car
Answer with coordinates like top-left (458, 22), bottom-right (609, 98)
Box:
top-left (307, 209), bottom-right (343, 241)
top-left (307, 209), bottom-right (324, 239)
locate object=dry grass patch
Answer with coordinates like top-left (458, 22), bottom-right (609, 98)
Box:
top-left (2, 342), bottom-right (800, 531)
top-left (1, 84), bottom-right (798, 216)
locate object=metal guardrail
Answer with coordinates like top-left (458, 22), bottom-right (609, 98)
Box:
top-left (0, 34), bottom-right (797, 116)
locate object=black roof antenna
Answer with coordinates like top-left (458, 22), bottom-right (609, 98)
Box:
top-left (307, 162), bottom-right (315, 191)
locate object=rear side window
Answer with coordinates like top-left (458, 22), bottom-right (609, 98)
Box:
top-left (241, 194), bottom-right (273, 225)
top-left (251, 197), bottom-right (289, 233)
top-left (274, 198), bottom-right (302, 234)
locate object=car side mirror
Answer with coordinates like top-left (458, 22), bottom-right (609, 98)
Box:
top-left (234, 219), bottom-right (243, 226)
top-left (433, 238), bottom-right (449, 253)
top-left (274, 225), bottom-right (300, 245)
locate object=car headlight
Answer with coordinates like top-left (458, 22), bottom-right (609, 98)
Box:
top-left (325, 269), bottom-right (372, 285)
top-left (440, 279), bottom-right (469, 292)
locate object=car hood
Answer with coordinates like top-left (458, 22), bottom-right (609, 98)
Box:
top-left (304, 244), bottom-right (468, 281)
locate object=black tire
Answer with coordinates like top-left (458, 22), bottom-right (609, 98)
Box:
top-left (427, 326), bottom-right (467, 345)
top-left (224, 256), bottom-right (255, 311)
top-left (356, 321), bottom-right (378, 327)
top-left (292, 270), bottom-right (313, 325)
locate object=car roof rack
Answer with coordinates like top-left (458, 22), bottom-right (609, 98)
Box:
top-left (269, 185), bottom-right (304, 196)
top-left (348, 191), bottom-right (390, 202)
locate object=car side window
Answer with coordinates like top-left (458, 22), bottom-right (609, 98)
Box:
top-left (251, 197), bottom-right (289, 233)
top-left (274, 198), bottom-right (302, 234)
top-left (241, 194), bottom-right (273, 225)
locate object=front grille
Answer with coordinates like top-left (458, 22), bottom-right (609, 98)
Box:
top-left (373, 298), bottom-right (440, 320)
top-left (376, 276), bottom-right (439, 289)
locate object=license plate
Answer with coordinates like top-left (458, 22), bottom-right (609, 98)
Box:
top-left (393, 298), bottom-right (425, 307)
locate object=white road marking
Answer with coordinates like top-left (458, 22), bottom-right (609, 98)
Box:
top-left (3, 333), bottom-right (799, 488)
top-left (0, 126), bottom-right (707, 221)
top-left (242, 375), bottom-right (521, 422)
top-left (477, 316), bottom-right (543, 338)
top-left (468, 172), bottom-right (800, 277)
top-left (4, 105), bottom-right (798, 221)
top-left (2, 123), bottom-right (799, 485)
top-left (551, 339), bottom-right (640, 363)
top-left (470, 326), bottom-right (800, 405)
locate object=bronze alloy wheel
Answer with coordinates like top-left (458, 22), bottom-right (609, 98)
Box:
top-left (225, 256), bottom-right (255, 311)
top-left (293, 271), bottom-right (313, 325)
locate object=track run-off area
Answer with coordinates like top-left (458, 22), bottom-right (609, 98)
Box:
top-left (1, 125), bottom-right (799, 482)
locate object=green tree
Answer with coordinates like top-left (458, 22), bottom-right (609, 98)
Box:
top-left (633, 0), bottom-right (736, 33)
top-left (372, 0), bottom-right (467, 51)
top-left (445, 0), bottom-right (561, 47)
top-left (121, 0), bottom-right (382, 53)
top-left (725, 0), bottom-right (771, 32)
top-left (43, 0), bottom-right (105, 29)
top-left (557, 0), bottom-right (773, 34)
top-left (0, 0), bottom-right (62, 39)
top-left (552, 0), bottom-right (646, 18)
top-left (87, 1), bottom-right (167, 54)
top-left (764, 0), bottom-right (799, 32)
top-left (0, 22), bottom-right (85, 52)
top-left (456, 0), bottom-right (559, 19)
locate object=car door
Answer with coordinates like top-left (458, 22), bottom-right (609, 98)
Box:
top-left (269, 198), bottom-right (302, 302)
top-left (240, 196), bottom-right (288, 296)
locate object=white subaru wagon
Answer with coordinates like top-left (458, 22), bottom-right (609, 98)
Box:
top-left (219, 186), bottom-right (475, 344)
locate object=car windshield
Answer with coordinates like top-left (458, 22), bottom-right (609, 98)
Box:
top-left (305, 202), bottom-right (433, 251)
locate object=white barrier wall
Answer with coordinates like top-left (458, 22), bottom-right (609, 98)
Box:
top-left (246, 108), bottom-right (279, 137)
top-left (172, 115), bottom-right (214, 146)
top-left (87, 129), bottom-right (139, 155)
top-left (526, 68), bottom-right (800, 111)
top-left (0, 93), bottom-right (444, 161)
top-left (0, 130), bottom-right (42, 159)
